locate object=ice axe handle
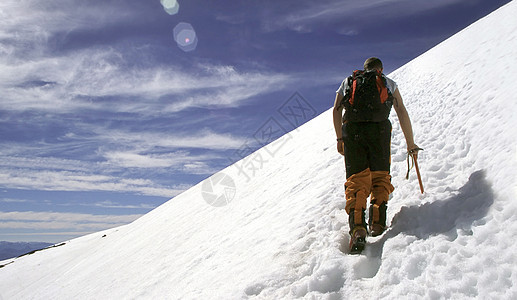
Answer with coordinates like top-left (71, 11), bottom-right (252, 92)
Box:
top-left (412, 154), bottom-right (424, 194)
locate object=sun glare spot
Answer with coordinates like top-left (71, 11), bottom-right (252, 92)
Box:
top-left (160, 0), bottom-right (179, 15)
top-left (173, 22), bottom-right (198, 52)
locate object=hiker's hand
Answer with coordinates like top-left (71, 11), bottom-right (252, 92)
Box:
top-left (408, 145), bottom-right (422, 159)
top-left (337, 140), bottom-right (345, 156)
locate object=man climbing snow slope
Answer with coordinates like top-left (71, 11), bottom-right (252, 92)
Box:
top-left (333, 57), bottom-right (420, 254)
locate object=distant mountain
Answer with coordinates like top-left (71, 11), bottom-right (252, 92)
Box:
top-left (0, 241), bottom-right (53, 261)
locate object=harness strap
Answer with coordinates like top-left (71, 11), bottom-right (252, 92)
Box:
top-left (406, 153), bottom-right (414, 180)
top-left (406, 148), bottom-right (424, 180)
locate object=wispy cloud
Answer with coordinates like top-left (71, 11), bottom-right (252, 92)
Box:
top-left (96, 128), bottom-right (247, 152)
top-left (86, 200), bottom-right (157, 210)
top-left (104, 152), bottom-right (191, 169)
top-left (0, 167), bottom-right (183, 197)
top-left (0, 0), bottom-right (135, 52)
top-left (0, 0), bottom-right (295, 200)
top-left (261, 0), bottom-right (466, 33)
top-left (0, 48), bottom-right (291, 115)
top-left (0, 210), bottom-right (141, 231)
top-left (0, 124), bottom-right (241, 195)
top-left (0, 198), bottom-right (32, 204)
top-left (0, 231), bottom-right (96, 238)
top-left (0, 156), bottom-right (94, 173)
top-left (102, 151), bottom-right (217, 172)
top-left (1, 0), bottom-right (293, 115)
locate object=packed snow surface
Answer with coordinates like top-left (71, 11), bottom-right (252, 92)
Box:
top-left (1, 2), bottom-right (517, 299)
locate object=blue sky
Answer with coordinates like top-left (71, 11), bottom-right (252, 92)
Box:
top-left (0, 0), bottom-right (509, 243)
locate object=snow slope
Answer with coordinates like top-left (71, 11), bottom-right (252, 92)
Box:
top-left (1, 1), bottom-right (517, 299)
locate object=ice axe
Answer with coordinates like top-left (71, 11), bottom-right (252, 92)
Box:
top-left (406, 148), bottom-right (424, 194)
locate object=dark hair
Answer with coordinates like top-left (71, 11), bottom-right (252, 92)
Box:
top-left (364, 57), bottom-right (383, 71)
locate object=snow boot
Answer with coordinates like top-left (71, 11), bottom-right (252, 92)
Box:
top-left (369, 223), bottom-right (385, 237)
top-left (369, 202), bottom-right (387, 237)
top-left (349, 209), bottom-right (367, 254)
top-left (349, 226), bottom-right (367, 254)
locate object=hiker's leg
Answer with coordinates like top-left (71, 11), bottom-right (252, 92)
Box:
top-left (345, 168), bottom-right (371, 231)
top-left (368, 120), bottom-right (392, 173)
top-left (370, 171), bottom-right (394, 226)
top-left (342, 122), bottom-right (370, 232)
top-left (367, 120), bottom-right (393, 234)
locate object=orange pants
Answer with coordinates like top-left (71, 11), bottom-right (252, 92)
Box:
top-left (344, 168), bottom-right (394, 226)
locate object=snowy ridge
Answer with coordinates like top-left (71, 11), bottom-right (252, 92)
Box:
top-left (1, 1), bottom-right (517, 299)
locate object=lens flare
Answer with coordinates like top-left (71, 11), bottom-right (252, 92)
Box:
top-left (173, 22), bottom-right (198, 52)
top-left (160, 0), bottom-right (179, 15)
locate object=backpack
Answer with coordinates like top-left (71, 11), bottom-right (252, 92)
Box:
top-left (341, 69), bottom-right (393, 122)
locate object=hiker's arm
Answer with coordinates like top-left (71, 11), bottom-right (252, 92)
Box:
top-left (393, 88), bottom-right (419, 154)
top-left (333, 93), bottom-right (345, 155)
top-left (333, 93), bottom-right (344, 139)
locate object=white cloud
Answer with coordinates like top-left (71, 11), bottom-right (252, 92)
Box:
top-left (0, 127), bottom-right (230, 195)
top-left (0, 0), bottom-right (134, 52)
top-left (96, 128), bottom-right (247, 152)
top-left (103, 151), bottom-right (214, 170)
top-left (0, 0), bottom-right (293, 116)
top-left (0, 156), bottom-right (96, 173)
top-left (263, 0), bottom-right (465, 33)
top-left (0, 210), bottom-right (142, 231)
top-left (88, 200), bottom-right (157, 210)
top-left (102, 151), bottom-right (218, 176)
top-left (0, 211), bottom-right (140, 223)
top-left (0, 221), bottom-right (123, 231)
top-left (0, 168), bottom-right (183, 197)
top-left (0, 0), bottom-right (293, 199)
top-left (0, 198), bottom-right (31, 203)
top-left (0, 48), bottom-right (291, 116)
top-left (0, 231), bottom-right (95, 237)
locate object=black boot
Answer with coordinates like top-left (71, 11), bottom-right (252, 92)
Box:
top-left (369, 202), bottom-right (387, 237)
top-left (349, 209), bottom-right (367, 254)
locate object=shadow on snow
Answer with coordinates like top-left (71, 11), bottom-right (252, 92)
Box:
top-left (357, 170), bottom-right (493, 278)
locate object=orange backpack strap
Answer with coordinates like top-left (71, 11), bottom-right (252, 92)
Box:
top-left (349, 70), bottom-right (362, 105)
top-left (375, 71), bottom-right (389, 103)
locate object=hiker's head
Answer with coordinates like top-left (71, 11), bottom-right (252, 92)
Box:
top-left (364, 57), bottom-right (383, 72)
